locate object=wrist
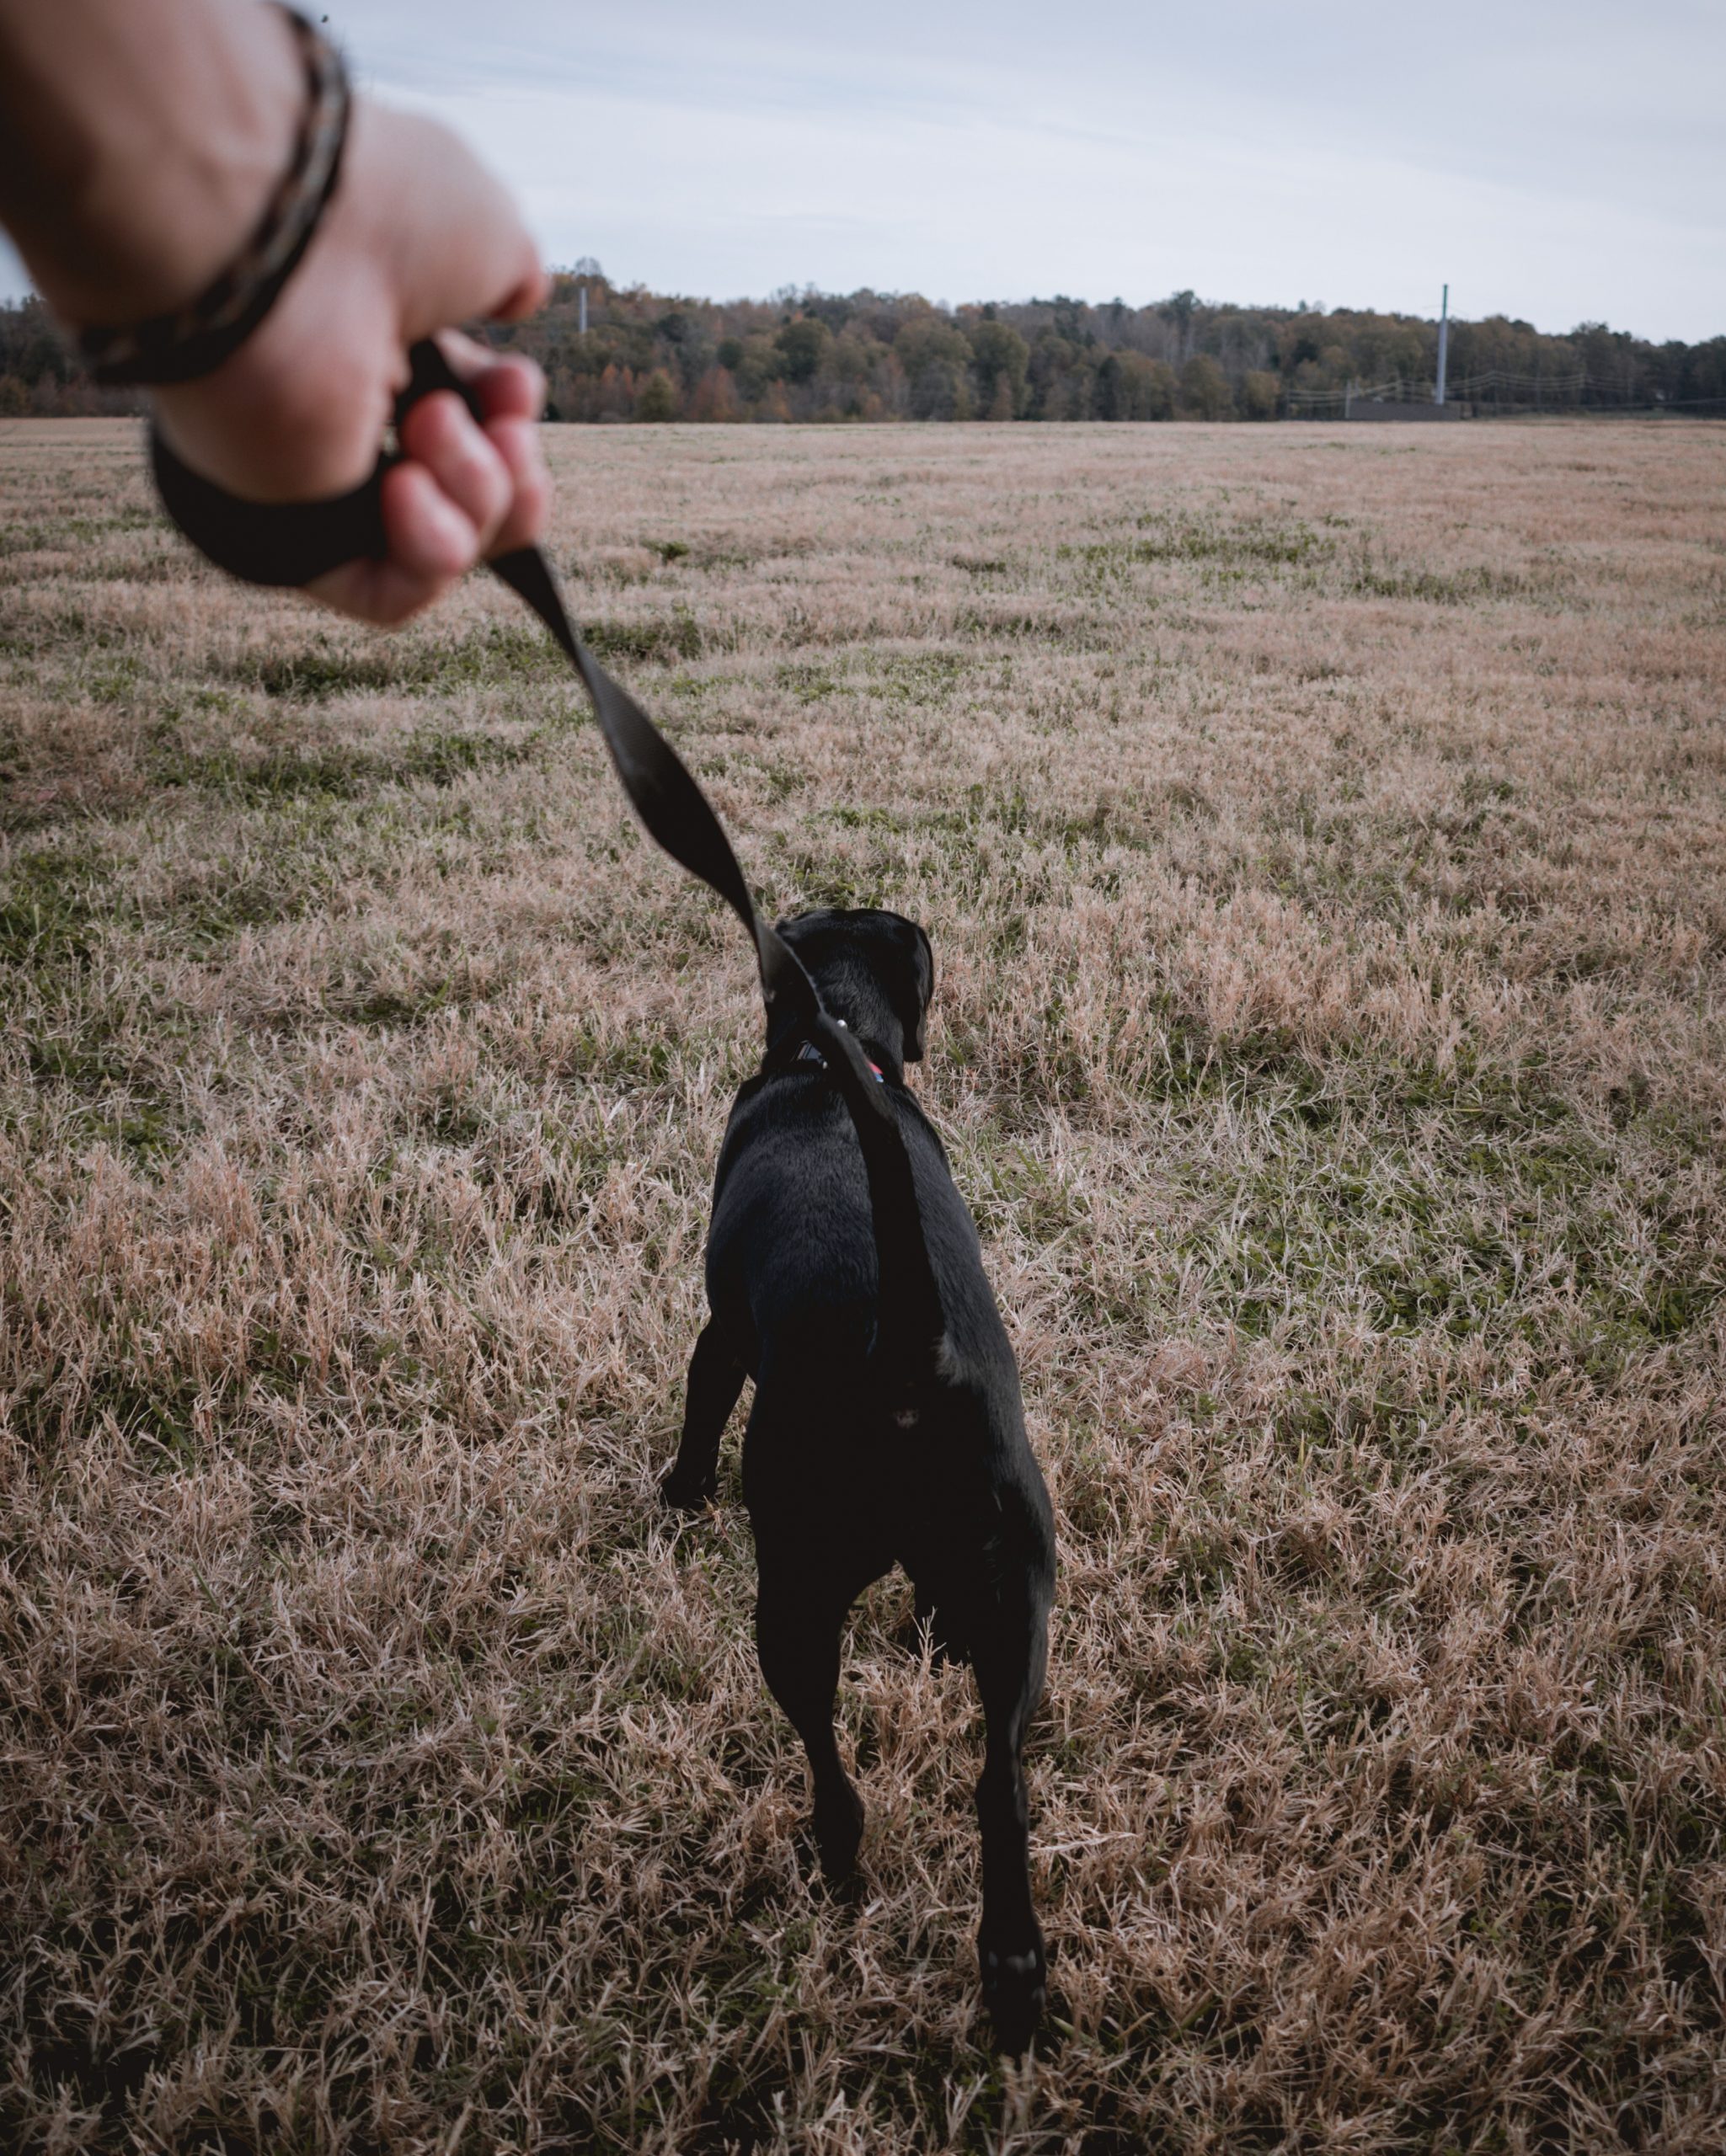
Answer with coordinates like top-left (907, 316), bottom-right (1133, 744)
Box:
top-left (0, 1), bottom-right (303, 328)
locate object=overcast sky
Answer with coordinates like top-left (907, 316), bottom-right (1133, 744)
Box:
top-left (4, 1), bottom-right (1722, 339)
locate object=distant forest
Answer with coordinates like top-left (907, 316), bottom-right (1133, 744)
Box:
top-left (3, 271), bottom-right (1723, 422)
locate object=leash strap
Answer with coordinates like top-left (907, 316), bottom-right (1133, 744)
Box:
top-left (148, 340), bottom-right (892, 1108)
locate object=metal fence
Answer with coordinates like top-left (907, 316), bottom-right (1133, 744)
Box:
top-left (1284, 369), bottom-right (1724, 419)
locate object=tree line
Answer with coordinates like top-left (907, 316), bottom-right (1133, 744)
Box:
top-left (3, 273), bottom-right (1722, 421)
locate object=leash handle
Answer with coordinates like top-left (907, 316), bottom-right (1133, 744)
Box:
top-left (150, 339), bottom-right (463, 588)
top-left (148, 342), bottom-right (883, 1082)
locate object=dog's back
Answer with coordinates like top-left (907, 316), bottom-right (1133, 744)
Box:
top-left (711, 1066), bottom-right (1042, 1545)
top-left (707, 1067), bottom-right (1005, 1382)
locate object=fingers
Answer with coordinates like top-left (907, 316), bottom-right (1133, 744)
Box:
top-left (398, 390), bottom-right (512, 551)
top-left (418, 337), bottom-right (551, 551)
top-left (396, 345), bottom-right (550, 572)
top-left (446, 348), bottom-right (552, 551)
top-left (301, 459), bottom-right (507, 627)
top-left (437, 328), bottom-right (547, 421)
top-left (391, 365), bottom-right (550, 576)
top-left (484, 413), bottom-right (550, 558)
top-left (382, 456), bottom-right (484, 582)
top-left (302, 461), bottom-right (459, 625)
top-left (302, 372), bottom-right (552, 627)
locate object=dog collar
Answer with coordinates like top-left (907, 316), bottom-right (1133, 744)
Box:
top-left (796, 1038), bottom-right (885, 1082)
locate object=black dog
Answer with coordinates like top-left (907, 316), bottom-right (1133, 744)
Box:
top-left (662, 905), bottom-right (1055, 2052)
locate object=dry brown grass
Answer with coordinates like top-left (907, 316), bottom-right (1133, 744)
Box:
top-left (2, 414), bottom-right (1724, 2153)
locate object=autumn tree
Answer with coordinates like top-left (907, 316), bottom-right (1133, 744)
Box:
top-left (634, 370), bottom-right (680, 421)
top-left (968, 318), bottom-right (1029, 418)
top-left (1159, 289), bottom-right (1198, 361)
top-left (775, 316), bottom-right (832, 384)
top-left (729, 333), bottom-right (785, 403)
top-left (895, 316), bottom-right (975, 419)
top-left (1178, 355), bottom-right (1232, 419)
top-left (687, 367), bottom-right (741, 421)
top-left (1025, 328), bottom-right (1085, 419)
top-left (1116, 353), bottom-right (1177, 419)
top-left (5, 274), bottom-right (1719, 426)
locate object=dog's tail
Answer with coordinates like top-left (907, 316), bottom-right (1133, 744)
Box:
top-left (804, 1006), bottom-right (951, 1400)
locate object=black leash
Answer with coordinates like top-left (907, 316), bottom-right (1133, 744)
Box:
top-left (153, 341), bottom-right (948, 1378)
top-left (154, 344), bottom-right (951, 1380)
top-left (150, 339), bottom-right (902, 1128)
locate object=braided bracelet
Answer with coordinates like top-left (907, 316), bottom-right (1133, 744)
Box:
top-left (78, 7), bottom-right (350, 387)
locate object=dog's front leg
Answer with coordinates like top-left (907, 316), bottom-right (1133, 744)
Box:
top-left (661, 1316), bottom-right (746, 1511)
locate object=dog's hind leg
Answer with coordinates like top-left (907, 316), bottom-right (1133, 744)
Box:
top-left (756, 1560), bottom-right (868, 1882)
top-left (970, 1589), bottom-right (1051, 2055)
top-left (661, 1317), bottom-right (746, 1511)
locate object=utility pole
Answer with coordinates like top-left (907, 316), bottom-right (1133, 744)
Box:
top-left (574, 255), bottom-right (601, 339)
top-left (1435, 282), bottom-right (1449, 407)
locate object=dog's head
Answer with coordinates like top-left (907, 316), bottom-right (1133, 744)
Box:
top-left (774, 907), bottom-right (935, 1073)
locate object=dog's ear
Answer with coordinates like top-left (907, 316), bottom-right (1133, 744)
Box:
top-left (894, 918), bottom-right (934, 1062)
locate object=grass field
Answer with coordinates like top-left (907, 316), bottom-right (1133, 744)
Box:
top-left (2, 414), bottom-right (1724, 2154)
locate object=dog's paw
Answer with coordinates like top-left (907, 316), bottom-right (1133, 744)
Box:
top-left (980, 1931), bottom-right (1048, 2057)
top-left (660, 1467), bottom-right (717, 1514)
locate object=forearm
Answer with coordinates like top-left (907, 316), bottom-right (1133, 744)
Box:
top-left (0, 0), bottom-right (301, 326)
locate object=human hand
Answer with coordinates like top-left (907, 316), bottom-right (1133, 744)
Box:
top-left (151, 100), bottom-right (552, 626)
